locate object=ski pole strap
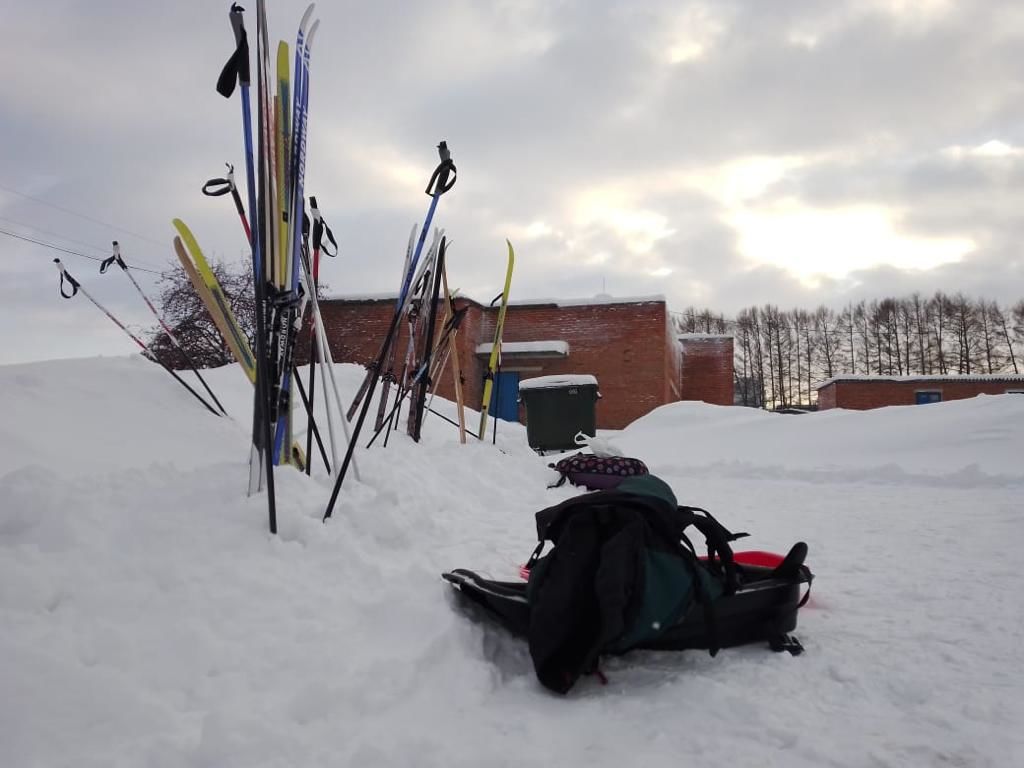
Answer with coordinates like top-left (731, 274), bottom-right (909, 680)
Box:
top-left (217, 4), bottom-right (250, 97)
top-left (202, 164), bottom-right (236, 197)
top-left (53, 259), bottom-right (80, 299)
top-left (309, 196), bottom-right (338, 257)
top-left (99, 241), bottom-right (126, 274)
top-left (425, 141), bottom-right (456, 197)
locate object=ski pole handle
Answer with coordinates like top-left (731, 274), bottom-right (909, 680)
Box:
top-left (425, 141), bottom-right (456, 197)
top-left (53, 259), bottom-right (80, 298)
top-left (216, 4), bottom-right (250, 97)
top-left (99, 241), bottom-right (126, 274)
top-left (202, 164), bottom-right (237, 197)
top-left (309, 196), bottom-right (338, 257)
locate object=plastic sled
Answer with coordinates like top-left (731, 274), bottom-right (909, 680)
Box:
top-left (518, 549), bottom-right (793, 581)
top-left (447, 542), bottom-right (813, 654)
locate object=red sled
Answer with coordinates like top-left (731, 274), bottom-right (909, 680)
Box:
top-left (519, 549), bottom-right (793, 581)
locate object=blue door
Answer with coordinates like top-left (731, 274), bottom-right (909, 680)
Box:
top-left (489, 371), bottom-right (521, 422)
top-left (915, 391), bottom-right (942, 404)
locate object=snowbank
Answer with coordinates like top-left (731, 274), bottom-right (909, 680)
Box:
top-left (2, 356), bottom-right (1022, 767)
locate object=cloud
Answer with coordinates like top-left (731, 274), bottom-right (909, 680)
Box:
top-left (2, 0), bottom-right (1023, 364)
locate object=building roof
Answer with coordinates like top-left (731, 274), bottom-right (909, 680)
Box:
top-left (507, 294), bottom-right (666, 308)
top-left (816, 373), bottom-right (1024, 390)
top-left (320, 293), bottom-right (666, 309)
top-left (475, 340), bottom-right (569, 357)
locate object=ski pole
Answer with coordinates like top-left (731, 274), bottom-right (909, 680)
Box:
top-left (304, 198), bottom-right (338, 474)
top-left (324, 142), bottom-right (456, 521)
top-left (100, 241), bottom-right (228, 416)
top-left (202, 164), bottom-right (252, 243)
top-left (52, 259), bottom-right (219, 416)
top-left (292, 365), bottom-right (331, 474)
top-left (298, 238), bottom-right (360, 480)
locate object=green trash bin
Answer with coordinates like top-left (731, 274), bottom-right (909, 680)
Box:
top-left (518, 375), bottom-right (600, 453)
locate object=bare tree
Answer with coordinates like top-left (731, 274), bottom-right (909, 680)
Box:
top-left (147, 259), bottom-right (256, 369)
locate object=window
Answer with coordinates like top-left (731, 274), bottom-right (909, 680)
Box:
top-left (915, 390), bottom-right (942, 404)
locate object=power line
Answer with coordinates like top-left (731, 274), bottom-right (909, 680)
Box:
top-left (0, 228), bottom-right (171, 276)
top-left (0, 181), bottom-right (166, 248)
top-left (0, 213), bottom-right (168, 272)
top-left (0, 213), bottom-right (108, 256)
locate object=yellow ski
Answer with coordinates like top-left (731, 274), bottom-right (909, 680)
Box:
top-left (478, 240), bottom-right (515, 440)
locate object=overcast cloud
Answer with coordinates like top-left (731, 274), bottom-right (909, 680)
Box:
top-left (2, 0), bottom-right (1022, 363)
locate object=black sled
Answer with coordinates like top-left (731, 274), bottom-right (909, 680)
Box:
top-left (443, 476), bottom-right (813, 693)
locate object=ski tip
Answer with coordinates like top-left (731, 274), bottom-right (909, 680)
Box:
top-left (300, 3), bottom-right (316, 29)
top-left (306, 19), bottom-right (320, 47)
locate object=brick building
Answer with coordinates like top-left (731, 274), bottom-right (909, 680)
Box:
top-left (306, 295), bottom-right (734, 429)
top-left (816, 374), bottom-right (1024, 410)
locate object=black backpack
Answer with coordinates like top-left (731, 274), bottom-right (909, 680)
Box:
top-left (443, 475), bottom-right (812, 694)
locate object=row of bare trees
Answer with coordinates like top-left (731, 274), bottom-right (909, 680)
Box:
top-left (673, 293), bottom-right (1024, 409)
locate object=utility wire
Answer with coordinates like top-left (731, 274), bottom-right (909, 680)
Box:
top-left (0, 213), bottom-right (168, 272)
top-left (0, 213), bottom-right (110, 257)
top-left (0, 181), bottom-right (166, 248)
top-left (0, 228), bottom-right (170, 276)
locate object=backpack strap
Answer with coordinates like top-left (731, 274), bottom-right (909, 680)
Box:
top-left (675, 506), bottom-right (748, 594)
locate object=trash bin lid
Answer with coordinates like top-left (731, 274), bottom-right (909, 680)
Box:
top-left (518, 374), bottom-right (599, 392)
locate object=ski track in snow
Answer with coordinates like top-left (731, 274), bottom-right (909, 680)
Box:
top-left (1, 356), bottom-right (1022, 767)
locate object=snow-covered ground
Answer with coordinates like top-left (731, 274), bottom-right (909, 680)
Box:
top-left (2, 356), bottom-right (1022, 767)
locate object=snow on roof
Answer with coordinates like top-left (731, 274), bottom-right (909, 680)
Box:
top-left (475, 340), bottom-right (569, 356)
top-left (508, 294), bottom-right (666, 307)
top-left (321, 292), bottom-right (399, 302)
top-left (816, 373), bottom-right (1024, 389)
top-left (322, 293), bottom-right (667, 308)
top-left (518, 374), bottom-right (599, 391)
top-left (678, 333), bottom-right (734, 341)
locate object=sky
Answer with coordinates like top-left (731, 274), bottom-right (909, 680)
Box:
top-left (2, 0), bottom-right (1023, 364)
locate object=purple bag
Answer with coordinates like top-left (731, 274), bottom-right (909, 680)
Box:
top-left (548, 452), bottom-right (649, 490)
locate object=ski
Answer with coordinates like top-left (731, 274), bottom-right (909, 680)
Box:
top-left (478, 240), bottom-right (515, 441)
top-left (216, 2), bottom-right (276, 517)
top-left (271, 10), bottom-right (317, 467)
top-left (374, 223), bottom-right (417, 432)
top-left (408, 236), bottom-right (447, 441)
top-left (172, 221), bottom-right (257, 381)
top-left (424, 262), bottom-right (467, 442)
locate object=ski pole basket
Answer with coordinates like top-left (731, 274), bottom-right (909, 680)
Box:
top-left (518, 374), bottom-right (600, 453)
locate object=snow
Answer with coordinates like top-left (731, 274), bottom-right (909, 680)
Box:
top-left (508, 294), bottom-right (666, 307)
top-left (476, 340), bottom-right (569, 356)
top-left (518, 373), bottom-right (600, 391)
top-left (818, 372), bottom-right (1024, 388)
top-left (3, 356), bottom-right (1024, 767)
top-left (321, 293), bottom-right (668, 310)
top-left (319, 292), bottom-right (400, 302)
top-left (677, 332), bottom-right (734, 340)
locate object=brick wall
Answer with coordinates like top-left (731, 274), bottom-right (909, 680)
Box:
top-left (679, 337), bottom-right (734, 406)
top-left (490, 301), bottom-right (673, 429)
top-left (817, 383), bottom-right (837, 410)
top-left (306, 297), bottom-right (680, 430)
top-left (817, 379), bottom-right (1024, 410)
